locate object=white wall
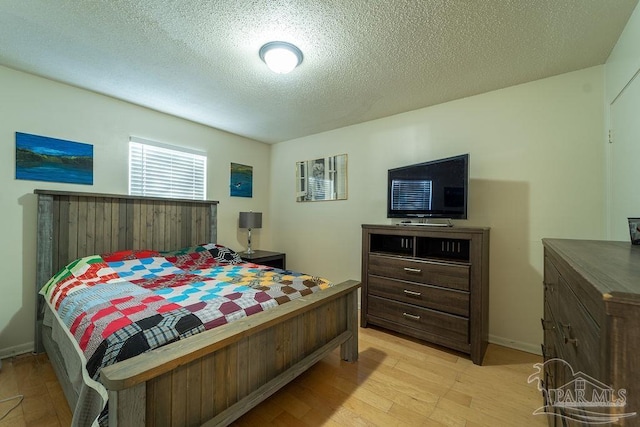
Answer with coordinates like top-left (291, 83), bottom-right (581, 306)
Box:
top-left (0, 66), bottom-right (271, 357)
top-left (605, 3), bottom-right (640, 240)
top-left (270, 66), bottom-right (606, 354)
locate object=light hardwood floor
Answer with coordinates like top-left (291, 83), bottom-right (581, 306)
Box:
top-left (0, 325), bottom-right (547, 426)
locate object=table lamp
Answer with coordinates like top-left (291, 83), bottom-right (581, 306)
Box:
top-left (239, 211), bottom-right (262, 254)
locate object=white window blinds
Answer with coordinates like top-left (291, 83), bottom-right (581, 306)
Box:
top-left (391, 179), bottom-right (432, 210)
top-left (129, 137), bottom-right (207, 200)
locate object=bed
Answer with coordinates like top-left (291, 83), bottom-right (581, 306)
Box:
top-left (34, 189), bottom-right (360, 426)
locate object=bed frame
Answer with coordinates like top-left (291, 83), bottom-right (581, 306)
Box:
top-left (34, 189), bottom-right (360, 426)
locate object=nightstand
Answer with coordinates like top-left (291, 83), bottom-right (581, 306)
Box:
top-left (239, 250), bottom-right (286, 269)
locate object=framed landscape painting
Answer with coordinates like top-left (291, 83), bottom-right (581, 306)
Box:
top-left (230, 162), bottom-right (253, 197)
top-left (16, 132), bottom-right (94, 185)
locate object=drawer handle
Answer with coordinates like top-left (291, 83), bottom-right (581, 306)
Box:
top-left (540, 318), bottom-right (555, 330)
top-left (564, 336), bottom-right (579, 347)
top-left (403, 289), bottom-right (422, 297)
top-left (559, 322), bottom-right (572, 331)
top-left (402, 312), bottom-right (421, 320)
top-left (559, 322), bottom-right (578, 346)
top-left (403, 267), bottom-right (422, 274)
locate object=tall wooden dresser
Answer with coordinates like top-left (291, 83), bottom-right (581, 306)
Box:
top-left (361, 224), bottom-right (490, 365)
top-left (542, 239), bottom-right (640, 426)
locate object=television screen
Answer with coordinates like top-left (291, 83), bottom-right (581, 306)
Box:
top-left (387, 154), bottom-right (469, 219)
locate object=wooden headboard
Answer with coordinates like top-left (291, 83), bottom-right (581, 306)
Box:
top-left (34, 189), bottom-right (219, 353)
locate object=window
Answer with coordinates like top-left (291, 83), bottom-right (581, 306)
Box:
top-left (129, 137), bottom-right (206, 200)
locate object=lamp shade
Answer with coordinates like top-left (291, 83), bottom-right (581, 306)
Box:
top-left (239, 212), bottom-right (262, 229)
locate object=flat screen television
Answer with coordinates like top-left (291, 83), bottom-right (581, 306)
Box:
top-left (387, 154), bottom-right (469, 219)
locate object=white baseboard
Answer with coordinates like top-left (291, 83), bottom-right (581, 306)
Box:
top-left (0, 342), bottom-right (34, 360)
top-left (489, 334), bottom-right (541, 356)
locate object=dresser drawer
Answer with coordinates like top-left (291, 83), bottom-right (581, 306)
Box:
top-left (554, 275), bottom-right (601, 378)
top-left (543, 255), bottom-right (562, 317)
top-left (368, 295), bottom-right (469, 343)
top-left (368, 275), bottom-right (469, 316)
top-left (542, 300), bottom-right (558, 360)
top-left (368, 254), bottom-right (470, 291)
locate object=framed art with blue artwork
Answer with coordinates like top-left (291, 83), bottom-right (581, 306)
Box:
top-left (230, 162), bottom-right (253, 197)
top-left (16, 132), bottom-right (93, 185)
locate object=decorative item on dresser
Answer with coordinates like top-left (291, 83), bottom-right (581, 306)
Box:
top-left (541, 239), bottom-right (640, 426)
top-left (629, 217), bottom-right (640, 245)
top-left (360, 224), bottom-right (490, 365)
top-left (239, 250), bottom-right (286, 269)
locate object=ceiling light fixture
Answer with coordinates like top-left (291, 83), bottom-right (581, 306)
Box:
top-left (259, 41), bottom-right (303, 74)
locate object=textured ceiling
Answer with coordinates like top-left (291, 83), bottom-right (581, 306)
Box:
top-left (0, 0), bottom-right (637, 143)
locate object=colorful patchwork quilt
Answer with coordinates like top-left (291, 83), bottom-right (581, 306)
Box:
top-left (41, 243), bottom-right (332, 382)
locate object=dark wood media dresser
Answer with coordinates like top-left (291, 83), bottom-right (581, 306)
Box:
top-left (542, 239), bottom-right (640, 426)
top-left (361, 224), bottom-right (490, 365)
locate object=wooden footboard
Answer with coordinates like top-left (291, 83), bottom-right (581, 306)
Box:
top-left (101, 280), bottom-right (360, 426)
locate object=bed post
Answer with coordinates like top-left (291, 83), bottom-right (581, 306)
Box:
top-left (108, 383), bottom-right (146, 427)
top-left (340, 281), bottom-right (359, 362)
top-left (210, 203), bottom-right (217, 243)
top-left (35, 193), bottom-right (54, 354)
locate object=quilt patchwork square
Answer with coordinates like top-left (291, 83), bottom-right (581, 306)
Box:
top-left (106, 257), bottom-right (183, 281)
